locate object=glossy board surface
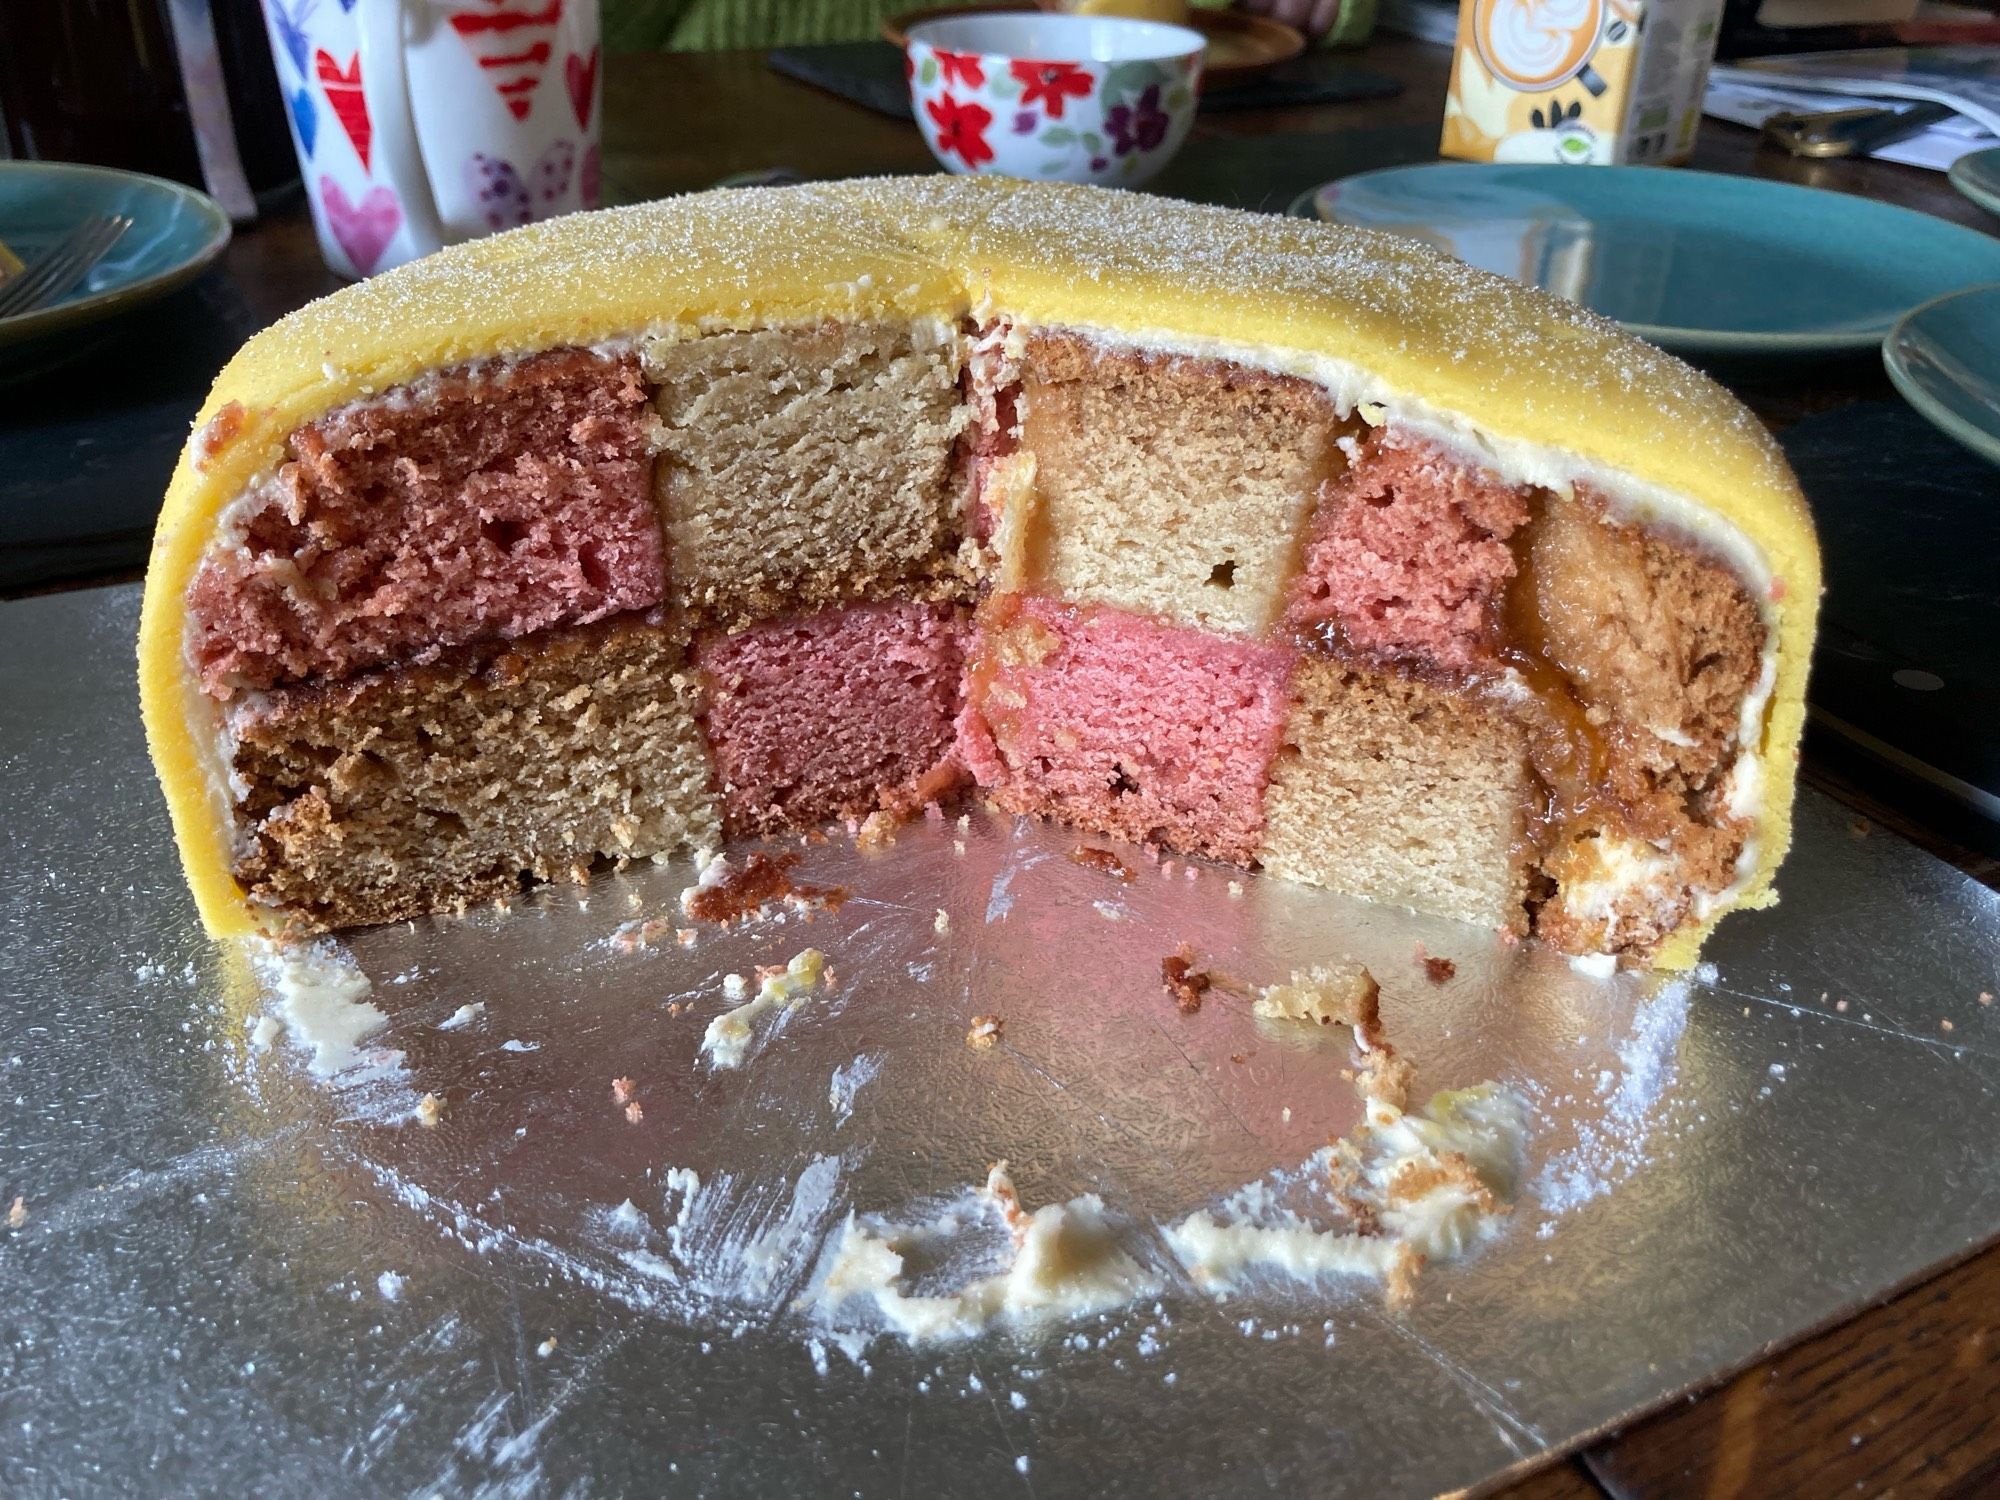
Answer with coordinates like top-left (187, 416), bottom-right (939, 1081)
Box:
top-left (4, 585), bottom-right (1998, 1496)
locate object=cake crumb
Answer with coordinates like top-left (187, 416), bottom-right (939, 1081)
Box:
top-left (683, 852), bottom-right (845, 925)
top-left (1849, 818), bottom-right (1870, 838)
top-left (537, 1337), bottom-right (558, 1358)
top-left (1161, 946), bottom-right (1213, 1014)
top-left (967, 1015), bottom-right (1004, 1049)
top-left (1384, 1243), bottom-right (1426, 1309)
top-left (1227, 880), bottom-right (1244, 898)
top-left (6, 1196), bottom-right (23, 1229)
top-left (611, 1077), bottom-right (637, 1106)
top-left (1981, 992), bottom-right (1993, 1007)
top-left (1069, 845), bottom-right (1135, 882)
top-left (1415, 947), bottom-right (1456, 983)
top-left (1254, 962), bottom-right (1381, 1039)
top-left (1942, 1018), bottom-right (1955, 1033)
top-left (934, 908), bottom-right (950, 935)
top-left (614, 914), bottom-right (679, 952)
top-left (676, 928), bottom-right (697, 947)
top-left (625, 1099), bottom-right (645, 1123)
top-left (1836, 999), bottom-right (1849, 1013)
top-left (1355, 1049), bottom-right (1415, 1112)
top-left (415, 1093), bottom-right (444, 1129)
top-left (983, 1161), bottom-right (1031, 1245)
top-left (856, 810), bottom-right (899, 851)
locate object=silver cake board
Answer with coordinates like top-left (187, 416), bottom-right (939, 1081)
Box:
top-left (3, 584), bottom-right (1997, 1498)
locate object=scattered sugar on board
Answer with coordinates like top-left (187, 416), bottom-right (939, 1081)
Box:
top-left (250, 938), bottom-right (404, 1085)
top-left (1532, 975), bottom-right (1693, 1216)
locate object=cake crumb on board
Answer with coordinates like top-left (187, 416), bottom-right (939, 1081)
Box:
top-left (1415, 946), bottom-right (1455, 983)
top-left (1162, 947), bottom-right (1213, 1014)
top-left (682, 853), bottom-right (847, 926)
top-left (1254, 962), bottom-right (1381, 1038)
top-left (967, 1015), bottom-right (1003, 1048)
top-left (1069, 845), bottom-right (1135, 882)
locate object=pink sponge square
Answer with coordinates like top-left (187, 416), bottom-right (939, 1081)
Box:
top-left (697, 601), bottom-right (969, 834)
top-left (958, 596), bottom-right (1294, 863)
top-left (1287, 432), bottom-right (1529, 671)
top-left (187, 350), bottom-right (665, 698)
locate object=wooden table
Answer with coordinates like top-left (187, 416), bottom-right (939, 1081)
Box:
top-left (7, 34), bottom-right (1997, 1497)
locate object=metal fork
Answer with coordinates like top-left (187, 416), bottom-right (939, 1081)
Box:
top-left (0, 213), bottom-right (132, 319)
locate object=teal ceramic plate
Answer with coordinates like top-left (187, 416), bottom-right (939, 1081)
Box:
top-left (0, 161), bottom-right (231, 356)
top-left (1883, 282), bottom-right (2000, 468)
top-left (1951, 146), bottom-right (2000, 220)
top-left (1291, 163), bottom-right (2000, 356)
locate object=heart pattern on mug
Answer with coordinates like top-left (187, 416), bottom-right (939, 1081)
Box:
top-left (465, 141), bottom-right (575, 228)
top-left (448, 0), bottom-right (563, 121)
top-left (289, 85), bottom-right (318, 157)
top-left (268, 0), bottom-right (313, 76)
top-left (319, 176), bottom-right (401, 275)
top-left (314, 49), bottom-right (372, 170)
top-left (565, 46), bottom-right (598, 130)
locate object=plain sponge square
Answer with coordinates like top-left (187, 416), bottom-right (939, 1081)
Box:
top-left (227, 615), bottom-right (718, 929)
top-left (647, 321), bottom-right (968, 622)
top-left (1258, 657), bottom-right (1531, 930)
top-left (1017, 331), bottom-right (1343, 636)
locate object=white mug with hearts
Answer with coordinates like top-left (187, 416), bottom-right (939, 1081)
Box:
top-left (259, 0), bottom-right (602, 278)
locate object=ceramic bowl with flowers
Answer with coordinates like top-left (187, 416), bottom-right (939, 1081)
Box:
top-left (906, 14), bottom-right (1203, 188)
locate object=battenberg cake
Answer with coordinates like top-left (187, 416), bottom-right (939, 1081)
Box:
top-left (140, 177), bottom-right (1820, 970)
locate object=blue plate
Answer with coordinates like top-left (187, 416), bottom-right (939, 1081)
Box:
top-left (1951, 146), bottom-right (2000, 220)
top-left (0, 161), bottom-right (231, 360)
top-left (1884, 282), bottom-right (2000, 468)
top-left (1291, 163), bottom-right (2000, 356)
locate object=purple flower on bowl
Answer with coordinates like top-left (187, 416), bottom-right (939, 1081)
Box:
top-left (1013, 109), bottom-right (1038, 135)
top-left (1106, 84), bottom-right (1169, 157)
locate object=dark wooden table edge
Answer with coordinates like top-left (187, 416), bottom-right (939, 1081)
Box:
top-left (1468, 1223), bottom-right (2000, 1498)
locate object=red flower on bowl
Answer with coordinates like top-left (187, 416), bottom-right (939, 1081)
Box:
top-left (1010, 59), bottom-right (1093, 119)
top-left (934, 48), bottom-right (986, 89)
top-left (925, 92), bottom-right (996, 169)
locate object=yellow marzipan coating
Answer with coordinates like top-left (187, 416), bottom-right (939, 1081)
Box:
top-left (140, 176), bottom-right (1819, 959)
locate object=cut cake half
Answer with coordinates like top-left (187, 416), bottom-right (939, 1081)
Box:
top-left (139, 178), bottom-right (1819, 970)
